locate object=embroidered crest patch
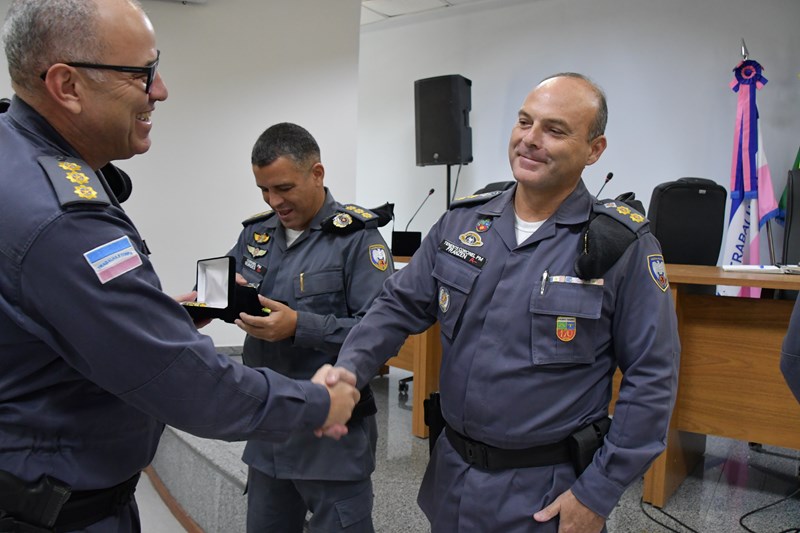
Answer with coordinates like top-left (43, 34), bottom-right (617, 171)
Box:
top-left (438, 286), bottom-right (450, 313)
top-left (556, 316), bottom-right (576, 342)
top-left (369, 244), bottom-right (389, 271)
top-left (458, 231), bottom-right (484, 247)
top-left (648, 254), bottom-right (669, 292)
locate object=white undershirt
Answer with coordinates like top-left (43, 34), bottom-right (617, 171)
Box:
top-left (285, 227), bottom-right (304, 247)
top-left (514, 213), bottom-right (545, 245)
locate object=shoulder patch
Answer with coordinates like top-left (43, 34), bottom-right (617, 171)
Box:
top-left (449, 191), bottom-right (502, 209)
top-left (593, 200), bottom-right (648, 233)
top-left (241, 210), bottom-right (275, 227)
top-left (38, 155), bottom-right (111, 208)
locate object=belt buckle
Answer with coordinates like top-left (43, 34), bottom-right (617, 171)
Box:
top-left (462, 440), bottom-right (489, 469)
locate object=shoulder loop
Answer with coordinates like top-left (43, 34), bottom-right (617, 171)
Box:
top-left (321, 203), bottom-right (393, 235)
top-left (241, 210), bottom-right (275, 227)
top-left (449, 190), bottom-right (502, 209)
top-left (38, 155), bottom-right (111, 208)
top-left (592, 198), bottom-right (648, 234)
top-left (573, 196), bottom-right (649, 280)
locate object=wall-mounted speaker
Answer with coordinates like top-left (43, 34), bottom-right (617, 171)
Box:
top-left (414, 75), bottom-right (473, 167)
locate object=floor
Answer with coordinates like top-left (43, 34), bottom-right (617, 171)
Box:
top-left (138, 368), bottom-right (800, 532)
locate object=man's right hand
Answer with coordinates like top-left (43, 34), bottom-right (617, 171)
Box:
top-left (311, 364), bottom-right (360, 440)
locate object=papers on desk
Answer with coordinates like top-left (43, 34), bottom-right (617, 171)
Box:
top-left (722, 264), bottom-right (800, 274)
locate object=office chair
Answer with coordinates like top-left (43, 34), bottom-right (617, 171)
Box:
top-left (648, 178), bottom-right (727, 266)
top-left (777, 169), bottom-right (800, 300)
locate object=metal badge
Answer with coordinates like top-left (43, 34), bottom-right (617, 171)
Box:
top-left (438, 286), bottom-right (450, 313)
top-left (247, 245), bottom-right (267, 258)
top-left (333, 213), bottom-right (353, 228)
top-left (556, 316), bottom-right (577, 342)
top-left (253, 232), bottom-right (270, 244)
top-left (458, 231), bottom-right (483, 247)
top-left (66, 171), bottom-right (89, 185)
top-left (369, 244), bottom-right (389, 271)
top-left (648, 254), bottom-right (669, 292)
top-left (74, 185), bottom-right (98, 200)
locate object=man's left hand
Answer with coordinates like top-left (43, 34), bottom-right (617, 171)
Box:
top-left (534, 489), bottom-right (605, 533)
top-left (235, 295), bottom-right (297, 342)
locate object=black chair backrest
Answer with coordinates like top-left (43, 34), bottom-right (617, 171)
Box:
top-left (782, 170), bottom-right (800, 265)
top-left (648, 178), bottom-right (727, 266)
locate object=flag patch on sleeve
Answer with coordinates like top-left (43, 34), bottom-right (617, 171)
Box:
top-left (84, 236), bottom-right (143, 284)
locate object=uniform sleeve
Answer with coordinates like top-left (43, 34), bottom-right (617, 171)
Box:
top-left (781, 297), bottom-right (800, 404)
top-left (571, 234), bottom-right (680, 517)
top-left (19, 209), bottom-right (329, 441)
top-left (336, 221), bottom-right (443, 388)
top-left (292, 228), bottom-right (394, 353)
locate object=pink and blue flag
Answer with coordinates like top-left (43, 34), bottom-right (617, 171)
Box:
top-left (718, 59), bottom-right (779, 298)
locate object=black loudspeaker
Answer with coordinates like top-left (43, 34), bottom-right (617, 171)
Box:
top-left (415, 75), bottom-right (473, 166)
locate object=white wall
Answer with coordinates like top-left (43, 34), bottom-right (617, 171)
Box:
top-left (0, 0), bottom-right (362, 346)
top-left (356, 0), bottom-right (800, 247)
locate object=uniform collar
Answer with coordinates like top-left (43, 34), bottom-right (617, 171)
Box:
top-left (5, 95), bottom-right (83, 159)
top-left (474, 180), bottom-right (593, 226)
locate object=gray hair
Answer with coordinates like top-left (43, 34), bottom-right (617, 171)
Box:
top-left (540, 72), bottom-right (608, 141)
top-left (2, 0), bottom-right (140, 92)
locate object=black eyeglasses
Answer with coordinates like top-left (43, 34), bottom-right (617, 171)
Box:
top-left (40, 50), bottom-right (160, 94)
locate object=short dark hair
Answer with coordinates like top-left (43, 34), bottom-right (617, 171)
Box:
top-left (540, 72), bottom-right (608, 140)
top-left (251, 122), bottom-right (321, 168)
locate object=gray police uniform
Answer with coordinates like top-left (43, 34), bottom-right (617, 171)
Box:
top-left (781, 297), bottom-right (800, 403)
top-left (0, 97), bottom-right (331, 532)
top-left (227, 190), bottom-right (393, 532)
top-left (337, 182), bottom-right (680, 532)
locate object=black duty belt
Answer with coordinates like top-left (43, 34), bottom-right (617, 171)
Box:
top-left (0, 470), bottom-right (140, 532)
top-left (445, 425), bottom-right (572, 471)
top-left (54, 472), bottom-right (140, 531)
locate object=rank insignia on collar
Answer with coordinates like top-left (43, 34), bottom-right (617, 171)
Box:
top-left (476, 218), bottom-right (493, 232)
top-left (438, 286), bottom-right (450, 313)
top-left (253, 232), bottom-right (270, 244)
top-left (333, 213), bottom-right (353, 228)
top-left (648, 254), bottom-right (669, 292)
top-left (556, 316), bottom-right (576, 342)
top-left (369, 244), bottom-right (389, 271)
top-left (247, 245), bottom-right (267, 258)
top-left (458, 231), bottom-right (483, 247)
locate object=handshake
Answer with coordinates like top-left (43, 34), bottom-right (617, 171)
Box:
top-left (311, 364), bottom-right (361, 440)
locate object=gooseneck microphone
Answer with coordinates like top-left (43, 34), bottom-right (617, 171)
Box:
top-left (596, 172), bottom-right (613, 197)
top-left (405, 188), bottom-right (435, 231)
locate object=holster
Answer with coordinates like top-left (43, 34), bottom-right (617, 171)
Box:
top-left (0, 471), bottom-right (71, 531)
top-left (567, 417), bottom-right (612, 476)
top-left (423, 392), bottom-right (445, 456)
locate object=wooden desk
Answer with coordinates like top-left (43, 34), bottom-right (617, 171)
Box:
top-left (641, 264), bottom-right (800, 507)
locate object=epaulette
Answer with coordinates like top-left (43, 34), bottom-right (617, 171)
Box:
top-left (321, 202), bottom-right (394, 235)
top-left (574, 193), bottom-right (649, 280)
top-left (241, 210), bottom-right (275, 227)
top-left (38, 155), bottom-right (111, 208)
top-left (449, 191), bottom-right (502, 209)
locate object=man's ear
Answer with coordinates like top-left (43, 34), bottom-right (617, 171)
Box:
top-left (586, 135), bottom-right (607, 167)
top-left (311, 161), bottom-right (325, 183)
top-left (41, 64), bottom-right (83, 115)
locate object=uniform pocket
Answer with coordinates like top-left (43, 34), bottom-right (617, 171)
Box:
top-left (293, 268), bottom-right (346, 315)
top-left (431, 256), bottom-right (480, 339)
top-left (530, 278), bottom-right (603, 366)
top-left (334, 484), bottom-right (374, 528)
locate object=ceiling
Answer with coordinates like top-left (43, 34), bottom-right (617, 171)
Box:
top-left (361, 0), bottom-right (499, 26)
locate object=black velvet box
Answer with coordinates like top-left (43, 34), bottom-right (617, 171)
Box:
top-left (181, 256), bottom-right (265, 323)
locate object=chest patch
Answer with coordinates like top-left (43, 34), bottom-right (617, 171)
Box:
top-left (438, 240), bottom-right (486, 269)
top-left (84, 236), bottom-right (142, 284)
top-left (556, 316), bottom-right (576, 342)
top-left (244, 257), bottom-right (265, 275)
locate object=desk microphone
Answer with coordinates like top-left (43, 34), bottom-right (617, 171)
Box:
top-left (596, 172), bottom-right (613, 197)
top-left (405, 188), bottom-right (435, 231)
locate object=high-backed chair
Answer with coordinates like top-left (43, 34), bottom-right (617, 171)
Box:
top-left (777, 169), bottom-right (800, 300)
top-left (648, 178), bottom-right (727, 266)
